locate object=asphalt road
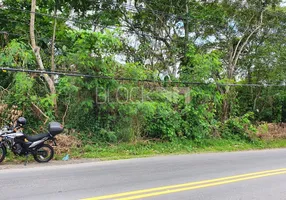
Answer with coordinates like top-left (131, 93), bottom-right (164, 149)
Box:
top-left (1, 149), bottom-right (286, 200)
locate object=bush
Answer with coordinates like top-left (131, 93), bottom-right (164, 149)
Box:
top-left (144, 103), bottom-right (182, 140)
top-left (220, 112), bottom-right (257, 141)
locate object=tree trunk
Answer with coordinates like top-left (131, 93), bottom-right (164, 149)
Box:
top-left (222, 98), bottom-right (229, 121)
top-left (247, 65), bottom-right (252, 84)
top-left (221, 11), bottom-right (265, 121)
top-left (30, 0), bottom-right (58, 115)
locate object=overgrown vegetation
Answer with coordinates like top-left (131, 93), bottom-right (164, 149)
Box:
top-left (0, 0), bottom-right (286, 160)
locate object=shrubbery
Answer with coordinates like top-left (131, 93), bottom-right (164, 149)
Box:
top-left (1, 32), bottom-right (285, 145)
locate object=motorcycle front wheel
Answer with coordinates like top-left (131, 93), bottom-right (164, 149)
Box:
top-left (33, 144), bottom-right (54, 163)
top-left (0, 145), bottom-right (6, 163)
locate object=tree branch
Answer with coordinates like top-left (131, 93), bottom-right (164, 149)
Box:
top-left (231, 15), bottom-right (255, 62)
top-left (62, 103), bottom-right (69, 127)
top-left (31, 102), bottom-right (49, 120)
top-left (233, 10), bottom-right (265, 69)
top-left (118, 6), bottom-right (171, 49)
top-left (143, 1), bottom-right (173, 42)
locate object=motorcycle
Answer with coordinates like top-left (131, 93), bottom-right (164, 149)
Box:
top-left (0, 117), bottom-right (64, 165)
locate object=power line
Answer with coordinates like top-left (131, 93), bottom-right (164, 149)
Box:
top-left (4, 3), bottom-right (283, 28)
top-left (83, 0), bottom-right (286, 21)
top-left (1, 6), bottom-right (286, 76)
top-left (2, 1), bottom-right (286, 30)
top-left (1, 29), bottom-right (286, 72)
top-left (1, 8), bottom-right (174, 41)
top-left (0, 17), bottom-right (29, 25)
top-left (0, 12), bottom-right (173, 44)
top-left (0, 67), bottom-right (285, 87)
top-left (3, 4), bottom-right (286, 44)
top-left (0, 31), bottom-right (24, 37)
top-left (0, 66), bottom-right (203, 84)
top-left (89, 0), bottom-right (188, 20)
top-left (2, 29), bottom-right (284, 69)
top-left (4, 1), bottom-right (189, 21)
top-left (3, 5), bottom-right (285, 40)
top-left (0, 30), bottom-right (66, 43)
top-left (3, 7), bottom-right (125, 27)
top-left (0, 29), bottom-right (171, 55)
top-left (0, 30), bottom-right (182, 67)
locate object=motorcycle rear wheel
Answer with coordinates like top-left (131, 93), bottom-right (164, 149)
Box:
top-left (33, 144), bottom-right (54, 163)
top-left (0, 145), bottom-right (6, 163)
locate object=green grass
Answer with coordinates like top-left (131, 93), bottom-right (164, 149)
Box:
top-left (3, 139), bottom-right (286, 164)
top-left (69, 139), bottom-right (286, 161)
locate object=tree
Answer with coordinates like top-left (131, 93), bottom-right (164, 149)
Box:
top-left (30, 0), bottom-right (58, 115)
top-left (179, 0), bottom-right (284, 121)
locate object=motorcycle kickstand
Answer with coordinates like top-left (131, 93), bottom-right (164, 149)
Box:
top-left (24, 155), bottom-right (29, 166)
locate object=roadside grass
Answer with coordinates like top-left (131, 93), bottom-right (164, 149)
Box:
top-left (2, 139), bottom-right (286, 164)
top-left (67, 139), bottom-right (286, 161)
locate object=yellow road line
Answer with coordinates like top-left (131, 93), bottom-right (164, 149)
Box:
top-left (82, 168), bottom-right (286, 200)
top-left (118, 170), bottom-right (286, 200)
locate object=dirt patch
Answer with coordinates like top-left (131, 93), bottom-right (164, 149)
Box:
top-left (257, 123), bottom-right (286, 140)
top-left (0, 158), bottom-right (101, 170)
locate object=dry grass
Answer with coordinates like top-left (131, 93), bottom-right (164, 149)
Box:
top-left (0, 104), bottom-right (23, 125)
top-left (50, 134), bottom-right (82, 155)
top-left (257, 123), bottom-right (286, 140)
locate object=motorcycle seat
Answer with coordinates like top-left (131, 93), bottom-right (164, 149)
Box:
top-left (25, 133), bottom-right (50, 142)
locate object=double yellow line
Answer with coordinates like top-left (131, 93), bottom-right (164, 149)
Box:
top-left (82, 168), bottom-right (286, 200)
